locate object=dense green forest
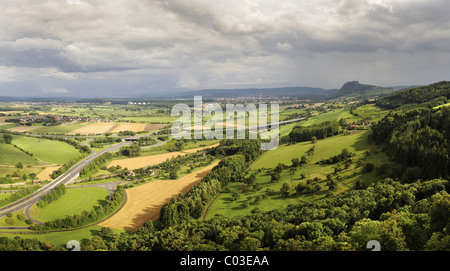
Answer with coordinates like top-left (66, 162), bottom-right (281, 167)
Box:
top-left (370, 106), bottom-right (450, 181)
top-left (288, 121), bottom-right (340, 143)
top-left (376, 81), bottom-right (450, 109)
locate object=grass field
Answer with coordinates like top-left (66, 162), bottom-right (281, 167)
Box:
top-left (29, 187), bottom-right (110, 222)
top-left (0, 166), bottom-right (44, 178)
top-left (301, 108), bottom-right (351, 126)
top-left (0, 209), bottom-right (29, 227)
top-left (11, 135), bottom-right (80, 165)
top-left (352, 104), bottom-right (391, 121)
top-left (205, 130), bottom-right (390, 219)
top-left (0, 143), bottom-right (39, 166)
top-left (252, 131), bottom-right (370, 170)
top-left (32, 122), bottom-right (90, 135)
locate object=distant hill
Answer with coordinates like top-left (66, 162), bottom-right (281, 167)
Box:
top-left (376, 81), bottom-right (450, 109)
top-left (0, 81), bottom-right (423, 101)
top-left (334, 81), bottom-right (398, 98)
top-left (176, 87), bottom-right (337, 99)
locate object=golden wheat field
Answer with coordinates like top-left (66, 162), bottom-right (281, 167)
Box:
top-left (98, 160), bottom-right (220, 231)
top-left (36, 166), bottom-right (61, 181)
top-left (66, 122), bottom-right (169, 135)
top-left (107, 151), bottom-right (187, 170)
top-left (106, 144), bottom-right (219, 170)
top-left (67, 122), bottom-right (117, 135)
top-left (109, 123), bottom-right (169, 133)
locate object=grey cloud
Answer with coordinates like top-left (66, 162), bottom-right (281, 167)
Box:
top-left (0, 0), bottom-right (449, 97)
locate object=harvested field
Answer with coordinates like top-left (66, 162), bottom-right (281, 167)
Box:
top-left (67, 123), bottom-right (116, 135)
top-left (7, 126), bottom-right (38, 132)
top-left (36, 166), bottom-right (61, 180)
top-left (106, 144), bottom-right (219, 170)
top-left (66, 122), bottom-right (169, 135)
top-left (182, 144), bottom-right (219, 153)
top-left (144, 123), bottom-right (169, 131)
top-left (99, 160), bottom-right (220, 231)
top-left (109, 123), bottom-right (169, 133)
top-left (107, 152), bottom-right (187, 170)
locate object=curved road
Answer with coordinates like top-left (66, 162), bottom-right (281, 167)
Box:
top-left (0, 140), bottom-right (131, 220)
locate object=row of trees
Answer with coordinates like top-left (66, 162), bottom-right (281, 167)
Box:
top-left (36, 184), bottom-right (66, 208)
top-left (80, 152), bottom-right (114, 178)
top-left (159, 139), bottom-right (262, 227)
top-left (119, 143), bottom-right (141, 157)
top-left (288, 121), bottom-right (340, 143)
top-left (52, 156), bottom-right (86, 179)
top-left (0, 186), bottom-right (40, 208)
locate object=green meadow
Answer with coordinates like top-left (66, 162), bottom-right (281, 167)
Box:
top-left (205, 129), bottom-right (390, 219)
top-left (31, 122), bottom-right (89, 135)
top-left (0, 143), bottom-right (39, 166)
top-left (11, 135), bottom-right (80, 165)
top-left (0, 209), bottom-right (30, 227)
top-left (252, 130), bottom-right (370, 170)
top-left (29, 187), bottom-right (110, 222)
top-left (352, 104), bottom-right (391, 121)
top-left (301, 108), bottom-right (354, 126)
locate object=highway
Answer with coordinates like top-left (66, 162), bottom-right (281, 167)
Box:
top-left (0, 140), bottom-right (131, 219)
top-left (0, 118), bottom-right (304, 222)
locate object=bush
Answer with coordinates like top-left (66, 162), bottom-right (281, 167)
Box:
top-left (362, 162), bottom-right (375, 173)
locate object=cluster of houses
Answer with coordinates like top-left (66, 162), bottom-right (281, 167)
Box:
top-left (8, 114), bottom-right (112, 125)
top-left (127, 102), bottom-right (150, 105)
top-left (48, 115), bottom-right (112, 123)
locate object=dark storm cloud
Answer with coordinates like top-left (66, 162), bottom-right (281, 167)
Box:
top-left (0, 0), bottom-right (449, 97)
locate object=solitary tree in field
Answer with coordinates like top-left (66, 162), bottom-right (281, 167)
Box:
top-left (2, 133), bottom-right (12, 144)
top-left (281, 183), bottom-right (292, 197)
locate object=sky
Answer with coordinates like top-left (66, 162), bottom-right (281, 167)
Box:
top-left (0, 0), bottom-right (449, 98)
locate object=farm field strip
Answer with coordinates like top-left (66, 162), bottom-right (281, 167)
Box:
top-left (11, 135), bottom-right (81, 165)
top-left (99, 160), bottom-right (221, 231)
top-left (107, 144), bottom-right (219, 170)
top-left (66, 122), bottom-right (169, 135)
top-left (6, 126), bottom-right (39, 133)
top-left (36, 166), bottom-right (61, 181)
top-left (67, 123), bottom-right (117, 135)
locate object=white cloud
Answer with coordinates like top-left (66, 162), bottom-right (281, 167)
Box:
top-left (276, 42), bottom-right (293, 51)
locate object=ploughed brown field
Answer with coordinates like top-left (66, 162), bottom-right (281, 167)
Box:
top-left (99, 160), bottom-right (220, 231)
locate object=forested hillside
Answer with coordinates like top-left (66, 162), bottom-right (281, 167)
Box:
top-left (370, 106), bottom-right (450, 182)
top-left (376, 81), bottom-right (450, 109)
